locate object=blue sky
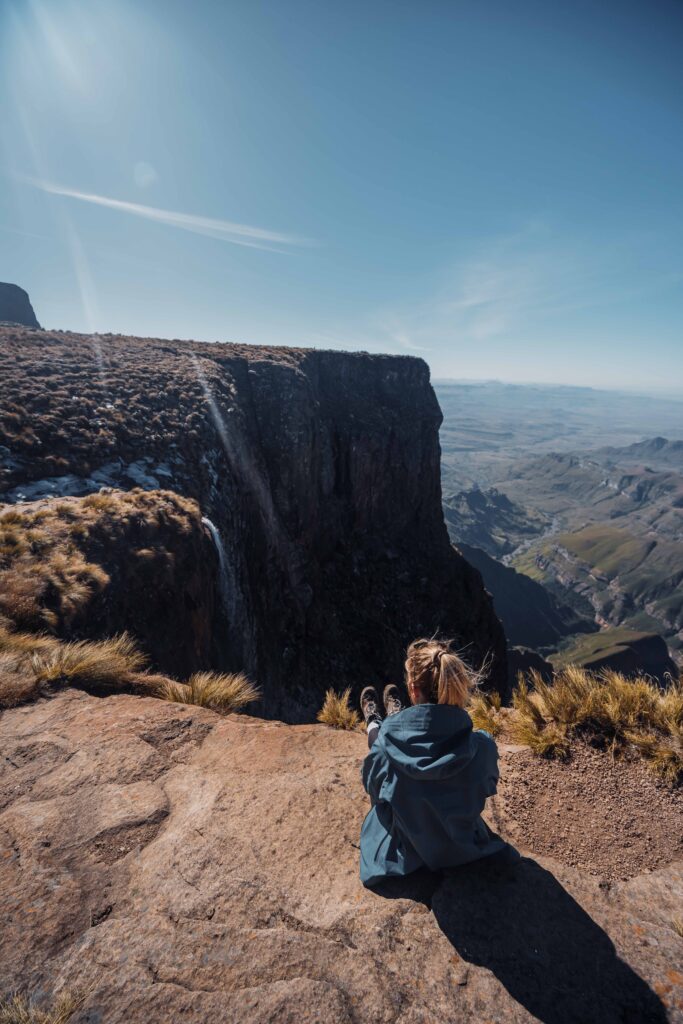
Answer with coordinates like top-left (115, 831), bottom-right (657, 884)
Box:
top-left (1, 0), bottom-right (682, 390)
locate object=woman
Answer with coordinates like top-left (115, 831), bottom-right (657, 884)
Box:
top-left (358, 637), bottom-right (511, 888)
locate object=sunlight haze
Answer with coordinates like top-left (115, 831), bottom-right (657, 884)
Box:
top-left (1, 0), bottom-right (682, 391)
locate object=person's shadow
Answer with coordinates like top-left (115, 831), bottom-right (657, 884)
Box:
top-left (373, 855), bottom-right (667, 1024)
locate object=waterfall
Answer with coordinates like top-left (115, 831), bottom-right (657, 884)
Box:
top-left (201, 516), bottom-right (233, 615)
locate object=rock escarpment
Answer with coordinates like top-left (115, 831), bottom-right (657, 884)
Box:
top-left (0, 283), bottom-right (40, 328)
top-left (0, 326), bottom-right (506, 714)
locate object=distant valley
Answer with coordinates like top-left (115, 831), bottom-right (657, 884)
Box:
top-left (436, 382), bottom-right (683, 675)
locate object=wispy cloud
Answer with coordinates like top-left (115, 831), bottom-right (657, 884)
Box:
top-left (375, 317), bottom-right (432, 352)
top-left (27, 178), bottom-right (315, 253)
top-left (369, 224), bottom-right (681, 355)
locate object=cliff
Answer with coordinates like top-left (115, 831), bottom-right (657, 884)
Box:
top-left (0, 325), bottom-right (507, 715)
top-left (0, 283), bottom-right (40, 328)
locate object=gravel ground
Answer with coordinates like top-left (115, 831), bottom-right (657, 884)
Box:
top-left (494, 741), bottom-right (683, 881)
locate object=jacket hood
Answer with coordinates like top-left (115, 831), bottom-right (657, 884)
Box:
top-left (377, 704), bottom-right (476, 781)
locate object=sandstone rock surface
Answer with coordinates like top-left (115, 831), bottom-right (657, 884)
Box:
top-left (1, 692), bottom-right (681, 1023)
top-left (0, 283), bottom-right (40, 328)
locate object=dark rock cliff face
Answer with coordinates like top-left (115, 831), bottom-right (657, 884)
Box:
top-left (0, 326), bottom-right (507, 716)
top-left (507, 647), bottom-right (555, 688)
top-left (0, 283), bottom-right (40, 328)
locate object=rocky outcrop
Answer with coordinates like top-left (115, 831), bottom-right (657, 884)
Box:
top-left (507, 646), bottom-right (555, 687)
top-left (553, 630), bottom-right (679, 685)
top-left (598, 436), bottom-right (683, 469)
top-left (0, 490), bottom-right (217, 678)
top-left (0, 283), bottom-right (39, 328)
top-left (443, 486), bottom-right (547, 557)
top-left (457, 542), bottom-right (596, 650)
top-left (0, 326), bottom-right (507, 715)
top-left (0, 691), bottom-right (680, 1023)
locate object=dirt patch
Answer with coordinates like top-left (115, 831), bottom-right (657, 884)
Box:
top-left (495, 742), bottom-right (683, 880)
top-left (88, 818), bottom-right (167, 865)
top-left (140, 716), bottom-right (213, 757)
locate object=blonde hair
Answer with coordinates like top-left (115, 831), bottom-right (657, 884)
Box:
top-left (405, 637), bottom-right (487, 707)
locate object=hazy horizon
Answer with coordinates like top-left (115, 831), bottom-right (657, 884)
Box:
top-left (432, 377), bottom-right (683, 401)
top-left (2, 0), bottom-right (682, 392)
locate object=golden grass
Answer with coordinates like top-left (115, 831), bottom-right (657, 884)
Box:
top-left (0, 625), bottom-right (60, 658)
top-left (0, 625), bottom-right (147, 706)
top-left (0, 489), bottom-right (199, 635)
top-left (672, 916), bottom-right (683, 939)
top-left (30, 633), bottom-right (147, 690)
top-left (0, 510), bottom-right (25, 526)
top-left (0, 991), bottom-right (84, 1024)
top-left (81, 493), bottom-right (117, 511)
top-left (0, 621), bottom-right (260, 713)
top-left (317, 687), bottom-right (361, 731)
top-left (511, 667), bottom-right (682, 783)
top-left (0, 619), bottom-right (261, 715)
top-left (156, 670), bottom-right (260, 713)
top-left (467, 690), bottom-right (504, 737)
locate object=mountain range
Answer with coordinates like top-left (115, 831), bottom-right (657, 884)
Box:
top-left (437, 382), bottom-right (683, 679)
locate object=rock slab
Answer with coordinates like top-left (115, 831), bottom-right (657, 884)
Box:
top-left (1, 691), bottom-right (681, 1023)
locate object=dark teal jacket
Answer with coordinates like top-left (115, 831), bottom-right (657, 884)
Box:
top-left (360, 703), bottom-right (505, 887)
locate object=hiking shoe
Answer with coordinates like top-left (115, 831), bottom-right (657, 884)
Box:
top-left (383, 683), bottom-right (404, 717)
top-left (360, 686), bottom-right (382, 726)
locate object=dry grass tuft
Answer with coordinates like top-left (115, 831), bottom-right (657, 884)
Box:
top-left (511, 667), bottom-right (682, 783)
top-left (0, 510), bottom-right (25, 526)
top-left (0, 627), bottom-right (150, 707)
top-left (467, 690), bottom-right (504, 737)
top-left (511, 712), bottom-right (571, 758)
top-left (0, 489), bottom-right (198, 636)
top-left (27, 633), bottom-right (146, 694)
top-left (672, 915), bottom-right (683, 939)
top-left (0, 991), bottom-right (84, 1024)
top-left (0, 620), bottom-right (258, 713)
top-left (0, 626), bottom-right (60, 658)
top-left (82, 493), bottom-right (119, 511)
top-left (157, 670), bottom-right (260, 713)
top-left (317, 687), bottom-right (361, 731)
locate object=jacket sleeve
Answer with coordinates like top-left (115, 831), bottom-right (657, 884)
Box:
top-left (361, 743), bottom-right (389, 804)
top-left (474, 731), bottom-right (500, 797)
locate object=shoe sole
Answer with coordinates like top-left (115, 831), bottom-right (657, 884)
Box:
top-left (360, 686), bottom-right (380, 720)
top-left (383, 685), bottom-right (403, 715)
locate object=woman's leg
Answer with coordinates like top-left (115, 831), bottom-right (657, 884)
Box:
top-left (366, 720), bottom-right (381, 748)
top-left (360, 686), bottom-right (382, 748)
